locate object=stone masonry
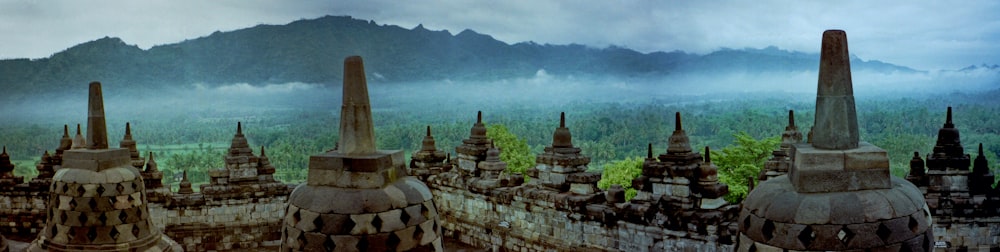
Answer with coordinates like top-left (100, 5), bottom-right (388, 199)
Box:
top-left (27, 82), bottom-right (182, 251)
top-left (281, 56), bottom-right (443, 251)
top-left (906, 107), bottom-right (1000, 250)
top-left (738, 30), bottom-right (932, 251)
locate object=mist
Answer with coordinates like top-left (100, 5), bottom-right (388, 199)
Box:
top-left (3, 67), bottom-right (997, 126)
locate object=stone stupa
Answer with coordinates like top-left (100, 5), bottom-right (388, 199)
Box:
top-left (28, 82), bottom-right (181, 251)
top-left (281, 56), bottom-right (442, 251)
top-left (737, 31), bottom-right (932, 251)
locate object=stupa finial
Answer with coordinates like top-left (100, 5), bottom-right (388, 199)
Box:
top-left (788, 110), bottom-right (795, 127)
top-left (812, 30), bottom-right (859, 150)
top-left (336, 56), bottom-right (377, 155)
top-left (675, 112), bottom-right (683, 131)
top-left (124, 122), bottom-right (133, 140)
top-left (945, 106), bottom-right (954, 128)
top-left (86, 82), bottom-right (108, 149)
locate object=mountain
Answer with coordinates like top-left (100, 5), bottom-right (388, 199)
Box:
top-left (0, 15), bottom-right (919, 100)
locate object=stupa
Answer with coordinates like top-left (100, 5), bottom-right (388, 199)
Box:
top-left (27, 82), bottom-right (181, 251)
top-left (738, 30), bottom-right (932, 251)
top-left (281, 56), bottom-right (442, 251)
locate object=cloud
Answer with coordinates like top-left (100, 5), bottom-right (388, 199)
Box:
top-left (1, 0), bottom-right (999, 70)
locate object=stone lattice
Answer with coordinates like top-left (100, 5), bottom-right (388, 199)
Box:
top-left (281, 56), bottom-right (443, 251)
top-left (27, 82), bottom-right (181, 251)
top-left (738, 30), bottom-right (932, 251)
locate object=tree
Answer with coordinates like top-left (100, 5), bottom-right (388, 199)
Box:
top-left (712, 131), bottom-right (780, 203)
top-left (597, 156), bottom-right (644, 200)
top-left (486, 124), bottom-right (535, 175)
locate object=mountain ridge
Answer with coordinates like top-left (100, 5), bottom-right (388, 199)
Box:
top-left (0, 15), bottom-right (922, 100)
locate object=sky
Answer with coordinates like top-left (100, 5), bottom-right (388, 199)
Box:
top-left (0, 0), bottom-right (998, 71)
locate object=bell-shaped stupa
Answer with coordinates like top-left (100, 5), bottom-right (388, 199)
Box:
top-left (281, 56), bottom-right (442, 251)
top-left (28, 82), bottom-right (181, 251)
top-left (737, 30), bottom-right (932, 251)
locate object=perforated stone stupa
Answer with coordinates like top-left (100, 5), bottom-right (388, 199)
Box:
top-left (281, 56), bottom-right (442, 251)
top-left (27, 82), bottom-right (181, 251)
top-left (738, 30), bottom-right (932, 251)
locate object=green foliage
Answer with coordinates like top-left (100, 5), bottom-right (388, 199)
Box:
top-left (712, 132), bottom-right (781, 203)
top-left (597, 156), bottom-right (644, 200)
top-left (486, 124), bottom-right (535, 176)
top-left (164, 143), bottom-right (224, 189)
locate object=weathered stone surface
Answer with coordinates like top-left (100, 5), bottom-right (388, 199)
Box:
top-left (812, 30), bottom-right (859, 150)
top-left (282, 55), bottom-right (441, 251)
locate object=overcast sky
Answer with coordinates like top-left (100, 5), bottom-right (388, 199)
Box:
top-left (1, 0), bottom-right (997, 71)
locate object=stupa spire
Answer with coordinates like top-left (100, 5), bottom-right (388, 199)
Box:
top-left (788, 110), bottom-right (795, 128)
top-left (552, 112), bottom-right (574, 148)
top-left (812, 30), bottom-right (859, 150)
top-left (86, 82), bottom-right (109, 149)
top-left (72, 124), bottom-right (86, 149)
top-left (336, 56), bottom-right (377, 154)
top-left (145, 152), bottom-right (158, 173)
top-left (675, 111), bottom-right (683, 131)
top-left (667, 112), bottom-right (692, 153)
top-left (124, 122), bottom-right (133, 140)
top-left (946, 106), bottom-right (954, 128)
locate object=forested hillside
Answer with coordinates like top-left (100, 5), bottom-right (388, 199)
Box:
top-left (0, 15), bottom-right (918, 103)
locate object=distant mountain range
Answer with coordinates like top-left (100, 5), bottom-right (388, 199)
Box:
top-left (0, 15), bottom-right (925, 101)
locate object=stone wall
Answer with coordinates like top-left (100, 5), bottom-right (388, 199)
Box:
top-left (933, 218), bottom-right (1000, 250)
top-left (428, 173), bottom-right (733, 252)
top-left (147, 195), bottom-right (288, 251)
top-left (0, 188), bottom-right (47, 242)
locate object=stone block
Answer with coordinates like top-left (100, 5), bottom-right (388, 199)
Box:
top-left (791, 144), bottom-right (846, 171)
top-left (569, 183), bottom-right (596, 195)
top-left (843, 143), bottom-right (889, 170)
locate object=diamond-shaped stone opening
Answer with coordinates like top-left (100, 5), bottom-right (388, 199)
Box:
top-left (798, 225), bottom-right (815, 248)
top-left (75, 185), bottom-right (85, 195)
top-left (372, 215), bottom-right (383, 231)
top-left (116, 183), bottom-right (125, 193)
top-left (109, 226), bottom-right (119, 240)
top-left (97, 212), bottom-right (108, 224)
top-left (97, 184), bottom-right (106, 195)
top-left (761, 220), bottom-right (775, 241)
top-left (78, 212), bottom-right (88, 224)
top-left (131, 223), bottom-right (140, 237)
top-left (295, 231), bottom-right (305, 247)
top-left (401, 209), bottom-right (411, 225)
top-left (59, 211), bottom-right (68, 224)
top-left (323, 236), bottom-right (336, 251)
top-left (136, 208), bottom-right (143, 219)
top-left (421, 204), bottom-right (431, 218)
top-left (312, 215), bottom-right (324, 231)
top-left (86, 227), bottom-right (98, 242)
top-left (837, 225), bottom-right (854, 244)
top-left (876, 222), bottom-right (891, 242)
top-left (748, 243), bottom-right (757, 252)
top-left (119, 211), bottom-right (129, 223)
top-left (388, 232), bottom-right (401, 249)
top-left (51, 224), bottom-right (59, 237)
top-left (909, 216), bottom-right (919, 233)
top-left (292, 210), bottom-right (301, 226)
top-left (68, 198), bottom-right (78, 209)
top-left (742, 215), bottom-right (751, 230)
top-left (357, 236), bottom-right (369, 251)
top-left (413, 224), bottom-right (425, 241)
top-left (343, 216), bottom-right (357, 234)
top-left (89, 198), bottom-right (98, 210)
top-left (131, 182), bottom-right (139, 191)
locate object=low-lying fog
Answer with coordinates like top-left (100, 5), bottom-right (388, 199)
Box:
top-left (3, 68), bottom-right (998, 124)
